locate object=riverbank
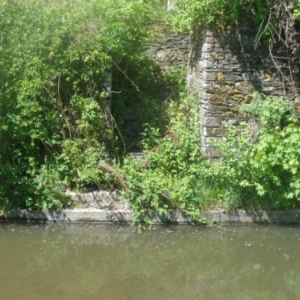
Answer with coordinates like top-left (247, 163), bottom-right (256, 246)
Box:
top-left (1, 191), bottom-right (299, 224)
top-left (1, 208), bottom-right (300, 224)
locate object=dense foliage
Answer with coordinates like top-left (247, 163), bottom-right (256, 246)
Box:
top-left (170, 0), bottom-right (300, 75)
top-left (0, 0), bottom-right (164, 209)
top-left (1, 0), bottom-right (300, 220)
top-left (208, 94), bottom-right (300, 210)
top-left (170, 0), bottom-right (300, 32)
top-left (121, 90), bottom-right (210, 223)
top-left (122, 92), bottom-right (300, 223)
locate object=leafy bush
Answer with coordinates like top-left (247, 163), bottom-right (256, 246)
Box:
top-left (169, 0), bottom-right (300, 33)
top-left (169, 0), bottom-right (247, 32)
top-left (209, 94), bottom-right (300, 209)
top-left (122, 91), bottom-right (300, 223)
top-left (2, 0), bottom-right (299, 217)
top-left (121, 90), bottom-right (213, 223)
top-left (0, 0), bottom-right (164, 209)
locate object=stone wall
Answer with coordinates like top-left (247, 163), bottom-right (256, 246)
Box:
top-left (127, 20), bottom-right (300, 157)
top-left (147, 30), bottom-right (190, 71)
top-left (188, 25), bottom-right (300, 157)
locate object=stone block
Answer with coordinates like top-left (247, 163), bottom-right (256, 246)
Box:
top-left (177, 43), bottom-right (188, 49)
top-left (67, 191), bottom-right (130, 210)
top-left (216, 105), bottom-right (231, 111)
top-left (214, 47), bottom-right (227, 53)
top-left (203, 117), bottom-right (221, 127)
top-left (202, 127), bottom-right (228, 137)
top-left (201, 146), bottom-right (222, 157)
top-left (227, 119), bottom-right (240, 125)
top-left (205, 36), bottom-right (217, 43)
top-left (156, 50), bottom-right (167, 60)
top-left (203, 71), bottom-right (216, 81)
top-left (201, 82), bottom-right (212, 88)
top-left (205, 137), bottom-right (222, 144)
top-left (201, 52), bottom-right (213, 59)
top-left (202, 43), bottom-right (215, 52)
top-left (205, 30), bottom-right (215, 37)
top-left (202, 102), bottom-right (213, 110)
top-left (225, 73), bottom-right (243, 81)
top-left (221, 60), bottom-right (229, 65)
top-left (262, 86), bottom-right (275, 92)
top-left (200, 60), bottom-right (217, 69)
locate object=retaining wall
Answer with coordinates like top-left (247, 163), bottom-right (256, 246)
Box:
top-left (0, 191), bottom-right (298, 224)
top-left (149, 22), bottom-right (300, 157)
top-left (1, 208), bottom-right (300, 225)
top-left (187, 24), bottom-right (300, 156)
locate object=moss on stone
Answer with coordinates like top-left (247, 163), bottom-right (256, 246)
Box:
top-left (210, 94), bottom-right (225, 105)
top-left (216, 72), bottom-right (225, 82)
top-left (228, 88), bottom-right (243, 95)
top-left (232, 94), bottom-right (245, 102)
top-left (240, 81), bottom-right (249, 86)
top-left (223, 80), bottom-right (235, 85)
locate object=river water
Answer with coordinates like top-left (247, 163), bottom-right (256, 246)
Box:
top-left (0, 223), bottom-right (299, 300)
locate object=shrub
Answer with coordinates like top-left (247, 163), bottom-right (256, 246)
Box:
top-left (209, 94), bottom-right (300, 209)
top-left (0, 0), bottom-right (164, 209)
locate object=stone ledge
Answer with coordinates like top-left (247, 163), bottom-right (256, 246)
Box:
top-left (1, 209), bottom-right (300, 224)
top-left (67, 191), bottom-right (130, 210)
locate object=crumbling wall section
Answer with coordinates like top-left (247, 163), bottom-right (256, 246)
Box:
top-left (147, 30), bottom-right (190, 71)
top-left (188, 25), bottom-right (300, 157)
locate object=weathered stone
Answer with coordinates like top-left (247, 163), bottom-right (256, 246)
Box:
top-left (156, 49), bottom-right (167, 60)
top-left (200, 60), bottom-right (217, 69)
top-left (203, 117), bottom-right (221, 127)
top-left (3, 208), bottom-right (300, 224)
top-left (262, 86), bottom-right (275, 92)
top-left (203, 137), bottom-right (222, 145)
top-left (216, 105), bottom-right (231, 111)
top-left (67, 191), bottom-right (130, 210)
top-left (147, 31), bottom-right (189, 71)
top-left (205, 30), bottom-right (215, 37)
top-left (205, 36), bottom-right (217, 43)
top-left (202, 127), bottom-right (228, 137)
top-left (148, 24), bottom-right (300, 158)
top-left (201, 146), bottom-right (222, 157)
top-left (201, 52), bottom-right (215, 60)
top-left (225, 74), bottom-right (243, 81)
top-left (221, 60), bottom-right (229, 65)
top-left (202, 43), bottom-right (215, 52)
top-left (203, 71), bottom-right (216, 81)
top-left (227, 119), bottom-right (240, 125)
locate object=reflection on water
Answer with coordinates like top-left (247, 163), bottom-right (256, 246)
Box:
top-left (0, 223), bottom-right (299, 300)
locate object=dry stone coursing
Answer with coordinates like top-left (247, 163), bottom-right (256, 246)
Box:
top-left (188, 25), bottom-right (300, 157)
top-left (147, 31), bottom-right (190, 72)
top-left (144, 21), bottom-right (300, 157)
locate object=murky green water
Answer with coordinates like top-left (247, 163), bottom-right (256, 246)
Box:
top-left (0, 223), bottom-right (299, 300)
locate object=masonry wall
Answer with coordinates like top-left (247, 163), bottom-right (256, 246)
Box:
top-left (188, 24), bottom-right (300, 157)
top-left (141, 21), bottom-right (300, 157)
top-left (147, 30), bottom-right (190, 71)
